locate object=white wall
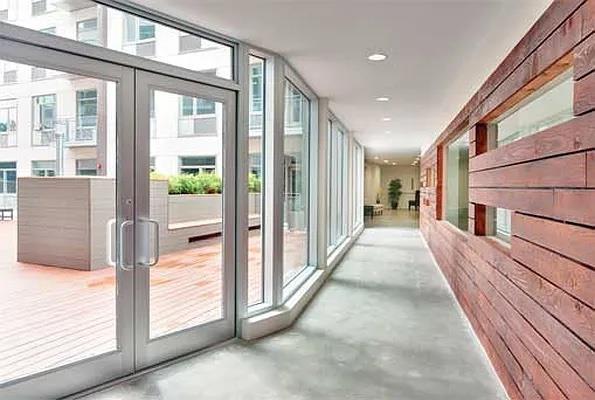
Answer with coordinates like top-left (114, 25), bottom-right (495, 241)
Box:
top-left (364, 163), bottom-right (420, 208)
top-left (363, 162), bottom-right (381, 204)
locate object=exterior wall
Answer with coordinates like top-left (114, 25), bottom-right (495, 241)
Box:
top-left (420, 1), bottom-right (594, 400)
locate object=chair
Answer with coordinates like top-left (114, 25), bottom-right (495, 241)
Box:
top-left (408, 190), bottom-right (420, 211)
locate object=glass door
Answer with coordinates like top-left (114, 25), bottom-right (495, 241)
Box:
top-left (134, 71), bottom-right (236, 368)
top-left (0, 39), bottom-right (135, 399)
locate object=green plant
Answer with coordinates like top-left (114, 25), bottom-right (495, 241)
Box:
top-left (248, 173), bottom-right (261, 193)
top-left (152, 172), bottom-right (222, 195)
top-left (388, 179), bottom-right (402, 210)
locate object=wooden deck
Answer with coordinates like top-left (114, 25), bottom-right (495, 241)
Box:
top-left (0, 221), bottom-right (306, 384)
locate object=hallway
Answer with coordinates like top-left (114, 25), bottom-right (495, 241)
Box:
top-left (79, 224), bottom-right (506, 400)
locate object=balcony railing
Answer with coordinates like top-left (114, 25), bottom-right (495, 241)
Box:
top-left (32, 118), bottom-right (98, 147)
top-left (178, 116), bottom-right (217, 137)
top-left (0, 131), bottom-right (17, 148)
top-left (32, 129), bottom-right (55, 146)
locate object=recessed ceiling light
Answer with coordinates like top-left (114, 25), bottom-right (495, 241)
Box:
top-left (374, 156), bottom-right (379, 160)
top-left (382, 117), bottom-right (391, 122)
top-left (385, 130), bottom-right (391, 134)
top-left (368, 53), bottom-right (387, 61)
top-left (375, 97), bottom-right (390, 102)
top-left (392, 163), bottom-right (396, 166)
top-left (383, 160), bottom-right (389, 163)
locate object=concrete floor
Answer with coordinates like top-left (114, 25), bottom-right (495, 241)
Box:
top-left (78, 211), bottom-right (507, 400)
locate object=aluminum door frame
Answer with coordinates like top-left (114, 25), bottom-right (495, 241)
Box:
top-left (133, 70), bottom-right (237, 369)
top-left (0, 38), bottom-right (136, 400)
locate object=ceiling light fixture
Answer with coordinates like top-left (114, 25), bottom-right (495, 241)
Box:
top-left (385, 130), bottom-right (391, 134)
top-left (392, 163), bottom-right (396, 166)
top-left (368, 53), bottom-right (387, 61)
top-left (383, 160), bottom-right (389, 163)
top-left (375, 97), bottom-right (390, 102)
top-left (374, 156), bottom-right (379, 160)
top-left (382, 117), bottom-right (391, 122)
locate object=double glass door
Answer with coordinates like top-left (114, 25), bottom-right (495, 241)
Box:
top-left (0, 40), bottom-right (235, 399)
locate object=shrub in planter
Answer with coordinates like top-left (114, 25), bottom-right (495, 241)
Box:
top-left (248, 173), bottom-right (261, 193)
top-left (151, 171), bottom-right (222, 195)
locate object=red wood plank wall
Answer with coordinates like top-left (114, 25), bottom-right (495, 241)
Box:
top-left (419, 1), bottom-right (595, 399)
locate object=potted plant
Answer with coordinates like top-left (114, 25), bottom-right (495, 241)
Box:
top-left (388, 179), bottom-right (402, 210)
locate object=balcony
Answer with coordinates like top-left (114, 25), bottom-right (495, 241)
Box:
top-left (0, 131), bottom-right (16, 148)
top-left (31, 129), bottom-right (55, 146)
top-left (32, 118), bottom-right (98, 147)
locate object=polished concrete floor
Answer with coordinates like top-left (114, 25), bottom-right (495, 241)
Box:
top-left (78, 210), bottom-right (507, 400)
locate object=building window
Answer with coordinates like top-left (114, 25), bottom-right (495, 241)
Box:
top-left (31, 160), bottom-right (56, 177)
top-left (1, 62), bottom-right (17, 84)
top-left (77, 18), bottom-right (99, 45)
top-left (76, 159), bottom-right (97, 176)
top-left (149, 157), bottom-right (156, 172)
top-left (179, 156), bottom-right (216, 175)
top-left (178, 33), bottom-right (204, 53)
top-left (76, 89), bottom-right (98, 142)
top-left (0, 162), bottom-right (17, 194)
top-left (123, 15), bottom-right (156, 57)
top-left (249, 57), bottom-right (264, 131)
top-left (285, 84), bottom-right (303, 128)
top-left (31, 0), bottom-right (50, 16)
top-left (493, 69), bottom-right (574, 147)
top-left (445, 133), bottom-right (469, 231)
top-left (0, 102), bottom-right (17, 148)
top-left (327, 120), bottom-right (348, 251)
top-left (32, 94), bottom-right (56, 146)
top-left (178, 96), bottom-right (217, 136)
top-left (39, 26), bottom-right (56, 35)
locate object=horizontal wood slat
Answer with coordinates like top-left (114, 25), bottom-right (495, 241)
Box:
top-left (574, 70), bottom-right (595, 115)
top-left (574, 33), bottom-right (595, 79)
top-left (511, 236), bottom-right (595, 308)
top-left (469, 153), bottom-right (587, 188)
top-left (469, 112), bottom-right (595, 172)
top-left (427, 221), bottom-right (595, 398)
top-left (513, 213), bottom-right (595, 267)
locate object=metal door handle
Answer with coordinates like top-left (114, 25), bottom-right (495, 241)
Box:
top-left (119, 220), bottom-right (134, 271)
top-left (106, 219), bottom-right (116, 267)
top-left (139, 219), bottom-right (160, 267)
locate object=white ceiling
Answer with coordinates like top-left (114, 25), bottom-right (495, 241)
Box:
top-left (140, 0), bottom-right (552, 165)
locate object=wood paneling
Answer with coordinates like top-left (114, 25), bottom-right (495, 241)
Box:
top-left (469, 153), bottom-right (587, 188)
top-left (420, 2), bottom-right (595, 398)
top-left (574, 69), bottom-right (595, 115)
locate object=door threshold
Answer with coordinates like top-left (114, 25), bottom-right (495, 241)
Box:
top-left (63, 337), bottom-right (239, 400)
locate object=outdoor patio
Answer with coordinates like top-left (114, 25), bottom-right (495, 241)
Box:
top-left (0, 220), bottom-right (307, 384)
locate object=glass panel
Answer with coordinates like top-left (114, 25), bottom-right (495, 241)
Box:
top-left (248, 56), bottom-right (264, 306)
top-left (3, 3), bottom-right (233, 79)
top-left (0, 57), bottom-right (117, 384)
top-left (149, 89), bottom-right (224, 338)
top-left (445, 133), bottom-right (469, 230)
top-left (495, 69), bottom-right (574, 146)
top-left (283, 81), bottom-right (309, 285)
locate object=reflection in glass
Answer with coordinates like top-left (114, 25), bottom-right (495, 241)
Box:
top-left (283, 81), bottom-right (309, 285)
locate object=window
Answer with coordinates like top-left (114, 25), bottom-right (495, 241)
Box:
top-left (0, 162), bottom-right (16, 194)
top-left (32, 94), bottom-right (56, 146)
top-left (1, 62), bottom-right (17, 84)
top-left (249, 57), bottom-right (264, 130)
top-left (77, 19), bottom-right (99, 45)
top-left (31, 0), bottom-right (50, 16)
top-left (76, 159), bottom-right (97, 176)
top-left (327, 120), bottom-right (348, 251)
top-left (248, 55), bottom-right (265, 306)
top-left (283, 80), bottom-right (310, 286)
top-left (352, 142), bottom-right (364, 228)
top-left (0, 103), bottom-right (17, 148)
top-left (31, 160), bottom-right (56, 177)
top-left (493, 69), bottom-right (574, 147)
top-left (179, 96), bottom-right (217, 136)
top-left (76, 89), bottom-right (98, 142)
top-left (445, 133), bottom-right (469, 230)
top-left (3, 3), bottom-right (234, 79)
top-left (39, 27), bottom-right (56, 35)
top-left (179, 156), bottom-right (216, 175)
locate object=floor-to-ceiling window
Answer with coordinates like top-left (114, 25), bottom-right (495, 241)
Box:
top-left (248, 55), bottom-right (265, 306)
top-left (327, 118), bottom-right (348, 253)
top-left (283, 80), bottom-right (310, 285)
top-left (352, 141), bottom-right (364, 229)
top-left (445, 133), bottom-right (469, 230)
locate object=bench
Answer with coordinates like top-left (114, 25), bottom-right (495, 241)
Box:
top-left (0, 208), bottom-right (13, 221)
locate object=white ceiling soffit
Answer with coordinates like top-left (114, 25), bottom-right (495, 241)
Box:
top-left (138, 0), bottom-right (553, 165)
